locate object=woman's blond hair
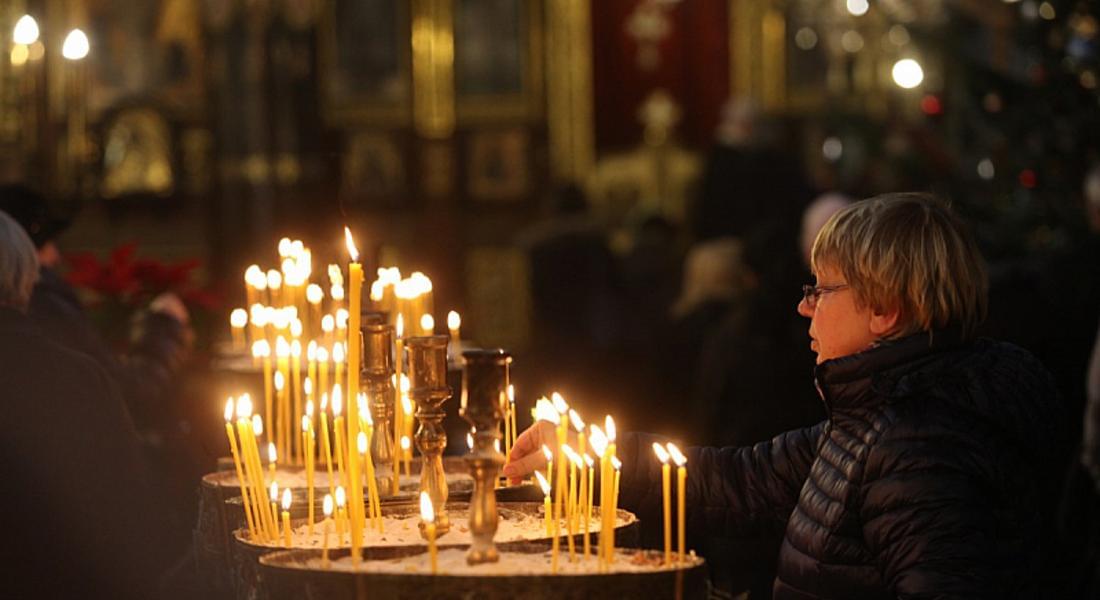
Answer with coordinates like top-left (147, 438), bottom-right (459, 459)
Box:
top-left (811, 193), bottom-right (988, 339)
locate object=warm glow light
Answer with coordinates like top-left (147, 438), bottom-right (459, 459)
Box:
top-left (542, 444), bottom-right (553, 462)
top-left (399, 374), bottom-right (410, 394)
top-left (321, 315), bottom-right (335, 333)
top-left (61, 28), bottom-right (89, 60)
top-left (667, 443), bottom-right (687, 467)
top-left (360, 394), bottom-right (373, 425)
top-left (278, 238), bottom-right (293, 257)
top-left (358, 431), bottom-right (368, 454)
top-left (273, 371), bottom-right (285, 392)
top-left (290, 339), bottom-right (301, 358)
top-left (301, 415), bottom-right (310, 432)
top-left (332, 342), bottom-right (345, 363)
top-left (252, 415), bottom-right (263, 436)
top-left (370, 281), bottom-right (384, 302)
top-left (892, 58), bottom-right (924, 89)
top-left (534, 398), bottom-right (560, 425)
top-left (396, 314), bottom-right (404, 337)
top-left (282, 488), bottom-right (292, 510)
top-left (306, 284), bottom-right (323, 305)
top-left (335, 486), bottom-right (346, 508)
top-left (344, 227), bottom-right (360, 262)
top-left (237, 394), bottom-right (253, 418)
top-left (551, 392), bottom-right (568, 414)
top-left (508, 385), bottom-right (515, 404)
top-left (230, 308), bottom-right (248, 328)
top-left (331, 285), bottom-right (345, 302)
top-left (320, 393), bottom-right (328, 411)
top-left (250, 304), bottom-right (266, 326)
top-left (13, 15), bottom-right (39, 45)
top-left (266, 269), bottom-right (282, 290)
top-left (316, 346), bottom-right (329, 363)
top-left (605, 416), bottom-right (616, 442)
top-left (332, 386), bottom-right (343, 415)
top-left (251, 339), bottom-right (270, 358)
top-left (535, 470), bottom-right (551, 495)
top-left (467, 433), bottom-right (474, 450)
top-left (612, 456), bottom-right (622, 471)
top-left (653, 442), bottom-right (670, 464)
top-left (494, 439), bottom-right (501, 453)
top-left (305, 399), bottom-right (314, 417)
top-left (419, 491), bottom-right (435, 523)
top-left (307, 341), bottom-right (317, 361)
top-left (270, 482), bottom-right (279, 502)
top-left (336, 309), bottom-right (349, 329)
top-left (562, 444), bottom-right (581, 466)
top-left (447, 311), bottom-right (460, 330)
top-left (402, 394), bottom-right (413, 415)
top-left (268, 442), bottom-right (277, 464)
top-left (584, 454), bottom-right (594, 469)
top-left (568, 409), bottom-right (584, 432)
top-left (323, 494), bottom-right (334, 517)
top-left (589, 426), bottom-right (608, 457)
top-left (401, 436), bottom-right (411, 452)
top-left (420, 314), bottom-right (434, 333)
top-left (846, 0), bottom-right (869, 16)
top-left (224, 398), bottom-right (235, 422)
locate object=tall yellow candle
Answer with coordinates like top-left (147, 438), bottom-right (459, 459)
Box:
top-left (321, 316), bottom-right (335, 360)
top-left (344, 227), bottom-right (364, 548)
top-left (322, 494), bottom-right (334, 567)
top-left (332, 387), bottom-right (347, 491)
top-left (253, 340), bottom-right (273, 443)
top-left (241, 411), bottom-right (273, 540)
top-left (584, 454), bottom-right (595, 560)
top-left (562, 444), bottom-right (579, 562)
top-left (359, 425), bottom-right (382, 532)
top-left (603, 416), bottom-right (617, 564)
top-left (508, 385), bottom-right (518, 453)
top-left (320, 393), bottom-right (336, 501)
top-left (307, 284), bottom-right (323, 340)
top-left (224, 398), bottom-right (257, 540)
top-left (447, 310), bottom-right (460, 346)
top-left (420, 492), bottom-right (438, 574)
top-left (230, 309), bottom-right (248, 352)
top-left (269, 482), bottom-right (280, 541)
top-left (281, 488), bottom-right (292, 548)
top-left (267, 269), bottom-right (282, 309)
top-left (317, 346), bottom-right (330, 403)
top-left (542, 445), bottom-right (553, 491)
top-left (609, 455), bottom-right (621, 564)
top-left (303, 413), bottom-right (315, 534)
top-left (307, 342), bottom-right (318, 403)
top-left (588, 424), bottom-right (608, 569)
top-left (335, 486), bottom-right (347, 545)
top-left (290, 339), bottom-right (303, 465)
top-left (668, 443), bottom-right (687, 563)
top-left (653, 443), bottom-right (672, 564)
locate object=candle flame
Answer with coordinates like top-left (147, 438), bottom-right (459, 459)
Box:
top-left (562, 444), bottom-right (581, 466)
top-left (370, 280), bottom-right (384, 302)
top-left (230, 308), bottom-right (248, 328)
top-left (332, 386), bottom-right (342, 415)
top-left (447, 310), bottom-right (460, 330)
top-left (317, 346), bottom-right (329, 362)
top-left (494, 439), bottom-right (501, 453)
top-left (252, 415), bottom-right (264, 435)
top-left (612, 456), bottom-right (622, 471)
top-left (467, 433), bottom-right (474, 450)
top-left (273, 371), bottom-right (285, 391)
top-left (344, 227), bottom-right (359, 262)
top-left (508, 384), bottom-right (515, 404)
top-left (268, 442), bottom-right (277, 464)
top-left (588, 426), bottom-right (608, 457)
top-left (420, 313), bottom-right (434, 333)
top-left (332, 342), bottom-right (345, 363)
top-left (357, 393), bottom-right (368, 420)
top-left (331, 285), bottom-right (345, 301)
top-left (224, 398), bottom-right (235, 422)
top-left (419, 491), bottom-right (435, 523)
top-left (667, 443), bottom-right (687, 467)
top-left (281, 257), bottom-right (295, 277)
top-left (321, 315), bottom-right (335, 333)
top-left (652, 442), bottom-right (670, 464)
top-left (323, 494), bottom-right (334, 517)
top-left (335, 486), bottom-right (346, 507)
top-left (542, 444), bottom-right (553, 461)
top-left (276, 337), bottom-right (291, 358)
top-left (290, 339), bottom-right (302, 356)
top-left (306, 284), bottom-right (323, 305)
top-left (534, 398), bottom-right (560, 425)
top-left (605, 416), bottom-right (616, 442)
top-left (278, 238), bottom-right (292, 257)
top-left (551, 392), bottom-right (568, 414)
top-left (396, 313), bottom-right (404, 337)
top-left (584, 454), bottom-right (595, 468)
top-left (568, 409), bottom-right (584, 432)
top-left (266, 269), bottom-right (282, 290)
top-left (399, 374), bottom-right (410, 394)
top-left (304, 377), bottom-right (313, 396)
top-left (306, 399), bottom-right (314, 417)
top-left (282, 488), bottom-right (292, 510)
top-left (320, 392), bottom-right (329, 411)
top-left (270, 481), bottom-right (279, 502)
top-left (301, 415), bottom-right (310, 432)
top-left (250, 304), bottom-right (266, 325)
top-left (358, 431), bottom-right (368, 454)
top-left (291, 321), bottom-right (303, 339)
top-left (336, 309), bottom-right (349, 330)
top-left (535, 470), bottom-right (551, 496)
top-left (245, 264), bottom-right (263, 285)
top-left (236, 395), bottom-right (252, 419)
top-left (307, 341), bottom-right (317, 361)
top-left (401, 436), bottom-right (411, 451)
top-left (251, 340), bottom-right (271, 358)
top-left (401, 394), bottom-right (413, 414)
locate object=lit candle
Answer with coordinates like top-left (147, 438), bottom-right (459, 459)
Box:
top-left (331, 342), bottom-right (345, 410)
top-left (447, 310), bottom-right (460, 345)
top-left (603, 416), bottom-right (617, 564)
top-left (321, 315), bottom-right (335, 356)
top-left (400, 435), bottom-right (412, 478)
top-left (319, 392), bottom-right (336, 501)
top-left (393, 315), bottom-right (404, 495)
top-left (332, 386), bottom-right (348, 492)
top-left (588, 424), bottom-right (608, 569)
top-left (359, 421), bottom-right (382, 532)
top-left (224, 398), bottom-right (257, 540)
top-left (420, 313), bottom-right (434, 336)
top-left (569, 409), bottom-right (587, 538)
top-left (230, 308), bottom-right (248, 351)
top-left (653, 443), bottom-right (672, 564)
top-left (276, 337), bottom-right (291, 457)
top-left (247, 412), bottom-right (276, 540)
top-left (467, 432), bottom-right (474, 452)
top-left (267, 269), bottom-right (282, 308)
top-left (610, 455), bottom-right (621, 563)
top-left (273, 370), bottom-right (287, 462)
top-left (335, 486), bottom-right (347, 544)
top-left (270, 482), bottom-right (280, 541)
top-left (248, 304), bottom-right (266, 361)
top-left (306, 284), bottom-right (323, 339)
top-left (245, 265), bottom-right (263, 308)
top-left (420, 491), bottom-right (438, 574)
top-left (303, 412), bottom-right (315, 534)
top-left (508, 384), bottom-right (517, 454)
top-left (542, 444), bottom-right (553, 491)
top-left (290, 339), bottom-right (303, 464)
top-left (268, 441), bottom-right (278, 485)
top-left (307, 342), bottom-right (318, 401)
top-left (317, 346), bottom-right (330, 403)
top-left (562, 444), bottom-right (580, 562)
top-left (322, 493), bottom-right (334, 567)
top-left (584, 454), bottom-right (595, 560)
top-left (281, 488), bottom-right (292, 548)
top-left (551, 393), bottom-right (569, 552)
top-left (253, 340), bottom-right (273, 443)
top-left (535, 470), bottom-right (553, 536)
top-left (667, 443), bottom-right (687, 563)
top-left (344, 227), bottom-right (364, 550)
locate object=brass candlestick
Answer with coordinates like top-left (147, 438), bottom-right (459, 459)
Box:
top-left (407, 334), bottom-right (452, 536)
top-left (362, 322), bottom-right (397, 497)
top-left (460, 349), bottom-right (511, 564)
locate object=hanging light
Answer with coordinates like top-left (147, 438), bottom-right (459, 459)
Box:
top-left (62, 29), bottom-right (89, 61)
top-left (846, 0), bottom-right (869, 16)
top-left (13, 15), bottom-right (39, 45)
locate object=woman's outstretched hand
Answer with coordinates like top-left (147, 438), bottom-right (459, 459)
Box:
top-left (502, 420), bottom-right (569, 485)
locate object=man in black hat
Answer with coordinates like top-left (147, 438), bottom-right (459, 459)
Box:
top-left (0, 184), bottom-right (192, 433)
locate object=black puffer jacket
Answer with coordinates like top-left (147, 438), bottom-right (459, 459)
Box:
top-left (618, 331), bottom-right (1066, 599)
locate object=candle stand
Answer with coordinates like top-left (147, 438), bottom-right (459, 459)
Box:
top-left (407, 334), bottom-right (453, 536)
top-left (362, 322), bottom-right (397, 496)
top-left (460, 349), bottom-right (511, 564)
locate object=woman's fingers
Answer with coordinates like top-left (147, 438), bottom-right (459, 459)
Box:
top-left (503, 422), bottom-right (553, 482)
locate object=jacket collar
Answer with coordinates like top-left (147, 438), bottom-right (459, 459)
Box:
top-left (0, 305), bottom-right (37, 335)
top-left (814, 328), bottom-right (968, 412)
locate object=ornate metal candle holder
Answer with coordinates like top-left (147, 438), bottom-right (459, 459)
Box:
top-left (460, 349), bottom-right (511, 564)
top-left (362, 322), bottom-right (397, 496)
top-left (407, 334), bottom-right (452, 536)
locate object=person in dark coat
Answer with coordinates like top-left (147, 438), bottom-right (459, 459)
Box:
top-left (505, 193), bottom-right (1067, 598)
top-left (0, 210), bottom-right (174, 599)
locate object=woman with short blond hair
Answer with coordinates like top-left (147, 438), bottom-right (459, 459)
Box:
top-left (506, 193), bottom-right (1066, 599)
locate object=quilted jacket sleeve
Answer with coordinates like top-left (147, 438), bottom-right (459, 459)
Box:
top-left (617, 423), bottom-right (824, 541)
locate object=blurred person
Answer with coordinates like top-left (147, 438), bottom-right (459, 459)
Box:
top-left (0, 210), bottom-right (175, 599)
top-left (0, 184), bottom-right (192, 433)
top-left (799, 193), bottom-right (853, 267)
top-left (506, 194), bottom-right (1067, 598)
